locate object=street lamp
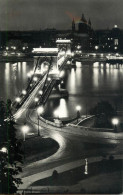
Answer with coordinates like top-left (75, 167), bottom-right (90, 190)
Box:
top-left (22, 124), bottom-right (29, 159)
top-left (67, 61), bottom-right (71, 65)
top-left (27, 72), bottom-right (31, 78)
top-left (112, 118), bottom-right (119, 131)
top-left (33, 77), bottom-right (38, 82)
top-left (76, 105), bottom-right (81, 122)
top-left (95, 46), bottom-right (99, 50)
top-left (34, 97), bottom-right (39, 103)
top-left (0, 147), bottom-right (7, 153)
top-left (39, 90), bottom-right (43, 95)
top-left (16, 97), bottom-right (21, 103)
top-left (22, 90), bottom-right (27, 95)
top-left (22, 124), bottom-right (29, 141)
top-left (71, 52), bottom-right (74, 57)
top-left (37, 106), bottom-right (44, 136)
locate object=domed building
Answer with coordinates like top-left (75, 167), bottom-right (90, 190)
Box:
top-left (71, 13), bottom-right (94, 51)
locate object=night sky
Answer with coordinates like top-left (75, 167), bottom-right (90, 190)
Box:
top-left (0, 0), bottom-right (123, 31)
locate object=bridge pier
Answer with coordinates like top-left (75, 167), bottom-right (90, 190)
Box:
top-left (32, 48), bottom-right (59, 75)
top-left (50, 81), bottom-right (69, 99)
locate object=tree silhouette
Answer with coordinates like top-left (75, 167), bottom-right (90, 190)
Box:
top-left (0, 100), bottom-right (23, 193)
top-left (90, 101), bottom-right (116, 128)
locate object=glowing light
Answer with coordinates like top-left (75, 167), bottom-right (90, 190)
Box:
top-left (76, 62), bottom-right (82, 68)
top-left (54, 110), bottom-right (59, 118)
top-left (30, 71), bottom-right (34, 75)
top-left (71, 52), bottom-right (74, 56)
top-left (22, 124), bottom-right (29, 141)
top-left (77, 45), bottom-right (81, 50)
top-left (6, 47), bottom-right (9, 50)
top-left (56, 39), bottom-right (71, 44)
top-left (0, 147), bottom-right (7, 153)
top-left (76, 105), bottom-right (81, 111)
top-left (69, 68), bottom-right (76, 92)
top-left (33, 77), bottom-right (38, 82)
top-left (67, 61), bottom-right (71, 65)
top-left (39, 90), bottom-right (43, 95)
top-left (112, 118), bottom-right (119, 125)
top-left (22, 125), bottom-right (29, 133)
top-left (16, 97), bottom-right (21, 102)
top-left (84, 158), bottom-right (88, 175)
top-left (114, 24), bottom-right (118, 28)
top-left (48, 77), bottom-right (51, 81)
top-left (95, 46), bottom-right (99, 50)
top-left (34, 97), bottom-right (39, 102)
top-left (93, 62), bottom-right (99, 68)
top-left (32, 48), bottom-right (58, 54)
top-left (54, 99), bottom-right (68, 118)
top-left (22, 90), bottom-right (27, 95)
top-left (27, 72), bottom-right (31, 77)
top-left (60, 70), bottom-right (65, 77)
top-left (37, 106), bottom-right (44, 115)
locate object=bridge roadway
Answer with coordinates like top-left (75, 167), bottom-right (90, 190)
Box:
top-left (14, 54), bottom-right (123, 192)
top-left (13, 54), bottom-right (69, 120)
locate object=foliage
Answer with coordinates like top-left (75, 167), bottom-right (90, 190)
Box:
top-left (90, 101), bottom-right (116, 128)
top-left (90, 101), bottom-right (116, 117)
top-left (0, 100), bottom-right (23, 193)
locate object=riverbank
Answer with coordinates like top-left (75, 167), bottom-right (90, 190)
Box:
top-left (0, 56), bottom-right (33, 62)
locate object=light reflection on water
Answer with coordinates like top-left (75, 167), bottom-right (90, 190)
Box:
top-left (0, 61), bottom-right (123, 118)
top-left (0, 61), bottom-right (33, 101)
top-left (45, 62), bottom-right (123, 118)
top-left (53, 98), bottom-right (68, 118)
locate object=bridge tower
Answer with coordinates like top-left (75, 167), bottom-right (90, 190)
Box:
top-left (56, 39), bottom-right (71, 57)
top-left (32, 48), bottom-right (59, 75)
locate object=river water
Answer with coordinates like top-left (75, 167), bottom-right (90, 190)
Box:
top-left (0, 61), bottom-right (123, 118)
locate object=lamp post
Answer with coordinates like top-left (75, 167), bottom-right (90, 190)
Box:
top-left (22, 124), bottom-right (29, 159)
top-left (22, 124), bottom-right (29, 141)
top-left (76, 105), bottom-right (81, 122)
top-left (0, 147), bottom-right (8, 193)
top-left (34, 97), bottom-right (39, 106)
top-left (37, 106), bottom-right (44, 136)
top-left (112, 118), bottom-right (119, 132)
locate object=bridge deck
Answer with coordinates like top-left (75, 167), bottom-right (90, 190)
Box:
top-left (13, 55), bottom-right (69, 119)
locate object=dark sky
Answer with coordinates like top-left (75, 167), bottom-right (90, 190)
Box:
top-left (0, 0), bottom-right (123, 31)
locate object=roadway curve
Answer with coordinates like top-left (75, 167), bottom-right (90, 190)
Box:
top-left (17, 107), bottom-right (123, 190)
